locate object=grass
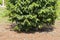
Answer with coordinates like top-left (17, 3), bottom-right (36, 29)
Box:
top-left (0, 7), bottom-right (10, 22)
top-left (0, 7), bottom-right (9, 18)
top-left (56, 0), bottom-right (60, 20)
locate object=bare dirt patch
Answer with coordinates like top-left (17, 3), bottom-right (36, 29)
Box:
top-left (0, 18), bottom-right (60, 40)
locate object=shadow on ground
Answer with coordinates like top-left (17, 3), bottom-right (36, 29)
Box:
top-left (6, 23), bottom-right (54, 34)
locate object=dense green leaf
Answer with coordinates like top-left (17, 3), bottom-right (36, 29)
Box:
top-left (7, 0), bottom-right (57, 32)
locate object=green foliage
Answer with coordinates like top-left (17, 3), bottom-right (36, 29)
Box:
top-left (56, 0), bottom-right (60, 20)
top-left (7, 0), bottom-right (57, 32)
top-left (0, 0), bottom-right (2, 4)
top-left (0, 8), bottom-right (8, 17)
top-left (5, 0), bottom-right (9, 5)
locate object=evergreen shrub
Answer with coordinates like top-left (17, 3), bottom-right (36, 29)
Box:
top-left (7, 0), bottom-right (57, 32)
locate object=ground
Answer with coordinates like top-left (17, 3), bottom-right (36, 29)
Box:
top-left (0, 17), bottom-right (60, 40)
top-left (0, 0), bottom-right (60, 40)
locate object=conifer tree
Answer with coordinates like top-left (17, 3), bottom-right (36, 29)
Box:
top-left (7, 0), bottom-right (57, 32)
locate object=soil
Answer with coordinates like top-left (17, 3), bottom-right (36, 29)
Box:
top-left (0, 18), bottom-right (60, 40)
